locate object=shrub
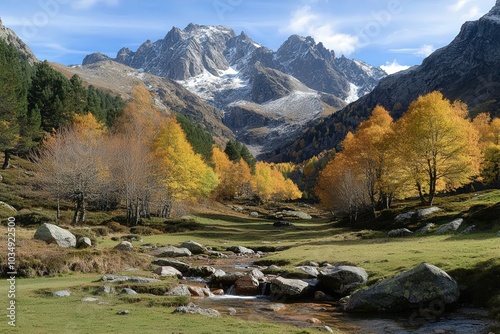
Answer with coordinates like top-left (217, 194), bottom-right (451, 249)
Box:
top-left (107, 221), bottom-right (129, 233)
top-left (120, 234), bottom-right (141, 241)
top-left (130, 226), bottom-right (159, 236)
top-left (91, 226), bottom-right (109, 236)
top-left (157, 218), bottom-right (204, 233)
top-left (14, 211), bottom-right (53, 227)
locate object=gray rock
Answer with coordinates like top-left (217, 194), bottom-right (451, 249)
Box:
top-left (315, 291), bottom-right (327, 300)
top-left (417, 223), bottom-right (435, 234)
top-left (82, 297), bottom-right (99, 302)
top-left (295, 266), bottom-right (320, 278)
top-left (77, 237), bottom-right (92, 249)
top-left (279, 210), bottom-right (312, 219)
top-left (34, 223), bottom-right (76, 248)
top-left (154, 266), bottom-right (183, 278)
top-left (435, 218), bottom-right (463, 234)
top-left (268, 265), bottom-right (281, 270)
top-left (270, 277), bottom-right (309, 299)
top-left (206, 250), bottom-right (227, 258)
top-left (461, 225), bottom-right (476, 234)
top-left (97, 285), bottom-right (114, 294)
top-left (345, 263), bottom-right (460, 313)
top-left (113, 241), bottom-right (133, 252)
top-left (394, 211), bottom-right (416, 222)
top-left (227, 246), bottom-right (254, 255)
top-left (166, 285), bottom-right (191, 297)
top-left (319, 265), bottom-right (368, 295)
top-left (249, 268), bottom-right (265, 279)
top-left (180, 241), bottom-right (206, 255)
top-left (151, 258), bottom-right (191, 272)
top-left (120, 288), bottom-right (138, 295)
top-left (174, 302), bottom-right (220, 317)
top-left (388, 228), bottom-right (413, 237)
top-left (53, 290), bottom-right (71, 297)
top-left (188, 266), bottom-right (217, 277)
top-left (324, 326), bottom-right (334, 333)
top-left (211, 272), bottom-right (245, 286)
top-left (117, 310), bottom-right (129, 315)
top-left (417, 206), bottom-right (440, 217)
top-left (150, 246), bottom-right (192, 257)
top-left (227, 307), bottom-right (237, 315)
top-left (250, 212), bottom-right (259, 218)
top-left (101, 275), bottom-right (160, 284)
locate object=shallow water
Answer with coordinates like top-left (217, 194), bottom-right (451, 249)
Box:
top-left (185, 256), bottom-right (496, 333)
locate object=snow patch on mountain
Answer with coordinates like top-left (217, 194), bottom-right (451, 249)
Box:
top-left (177, 67), bottom-right (249, 103)
top-left (345, 83), bottom-right (360, 104)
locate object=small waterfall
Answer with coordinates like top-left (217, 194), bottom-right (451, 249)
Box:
top-left (259, 282), bottom-right (270, 296)
top-left (226, 284), bottom-right (236, 295)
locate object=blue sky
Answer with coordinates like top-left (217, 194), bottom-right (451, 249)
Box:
top-left (1, 0), bottom-right (496, 73)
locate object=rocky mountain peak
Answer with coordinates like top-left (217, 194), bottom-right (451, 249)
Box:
top-left (0, 18), bottom-right (38, 64)
top-left (483, 0), bottom-right (500, 21)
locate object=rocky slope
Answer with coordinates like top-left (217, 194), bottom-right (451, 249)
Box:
top-left (83, 23), bottom-right (385, 156)
top-left (0, 18), bottom-right (38, 64)
top-left (267, 0), bottom-right (500, 162)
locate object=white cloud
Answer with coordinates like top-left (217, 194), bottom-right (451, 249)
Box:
top-left (281, 6), bottom-right (358, 56)
top-left (380, 59), bottom-right (410, 75)
top-left (389, 44), bottom-right (436, 58)
top-left (72, 0), bottom-right (119, 10)
top-left (450, 0), bottom-right (472, 12)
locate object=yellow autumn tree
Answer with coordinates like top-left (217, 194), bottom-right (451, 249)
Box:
top-left (394, 91), bottom-right (481, 205)
top-left (315, 149), bottom-right (367, 221)
top-left (152, 117), bottom-right (218, 203)
top-left (252, 162), bottom-right (301, 202)
top-left (35, 113), bottom-right (107, 225)
top-left (212, 146), bottom-right (252, 199)
top-left (475, 115), bottom-right (500, 185)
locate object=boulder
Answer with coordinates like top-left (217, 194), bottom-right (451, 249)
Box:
top-left (117, 310), bottom-right (129, 315)
top-left (434, 218), bottom-right (463, 234)
top-left (53, 290), bottom-right (71, 297)
top-left (34, 223), bottom-right (76, 248)
top-left (188, 266), bottom-right (217, 277)
top-left (344, 263), bottom-right (460, 313)
top-left (154, 266), bottom-right (183, 278)
top-left (235, 275), bottom-right (260, 295)
top-left (295, 266), bottom-right (320, 278)
top-left (151, 258), bottom-right (191, 273)
top-left (113, 241), bottom-right (133, 252)
top-left (180, 241), bottom-right (206, 255)
top-left (227, 307), bottom-right (237, 315)
top-left (417, 206), bottom-right (440, 217)
top-left (249, 268), bottom-right (265, 279)
top-left (210, 272), bottom-right (245, 287)
top-left (150, 246), bottom-right (192, 257)
top-left (417, 223), bottom-right (435, 234)
top-left (273, 221), bottom-right (294, 227)
top-left (280, 210), bottom-right (312, 219)
top-left (250, 212), bottom-right (259, 218)
top-left (394, 211), bottom-right (415, 222)
top-left (226, 246), bottom-right (254, 255)
top-left (206, 250), bottom-right (227, 258)
top-left (120, 288), bottom-right (138, 295)
top-left (101, 275), bottom-right (160, 284)
top-left (174, 302), bottom-right (220, 317)
top-left (77, 237), bottom-right (92, 249)
top-left (166, 285), bottom-right (191, 297)
top-left (388, 228), bottom-right (413, 237)
top-left (318, 265), bottom-right (368, 295)
top-left (270, 277), bottom-right (309, 299)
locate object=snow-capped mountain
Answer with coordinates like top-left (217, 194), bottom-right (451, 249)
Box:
top-left (83, 23), bottom-right (386, 156)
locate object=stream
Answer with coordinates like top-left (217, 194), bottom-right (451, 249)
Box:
top-left (180, 256), bottom-right (496, 334)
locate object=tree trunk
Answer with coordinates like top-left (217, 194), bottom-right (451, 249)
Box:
top-left (72, 201), bottom-right (80, 226)
top-left (56, 197), bottom-right (61, 220)
top-left (80, 193), bottom-right (86, 223)
top-left (417, 182), bottom-right (426, 205)
top-left (2, 150), bottom-right (12, 170)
